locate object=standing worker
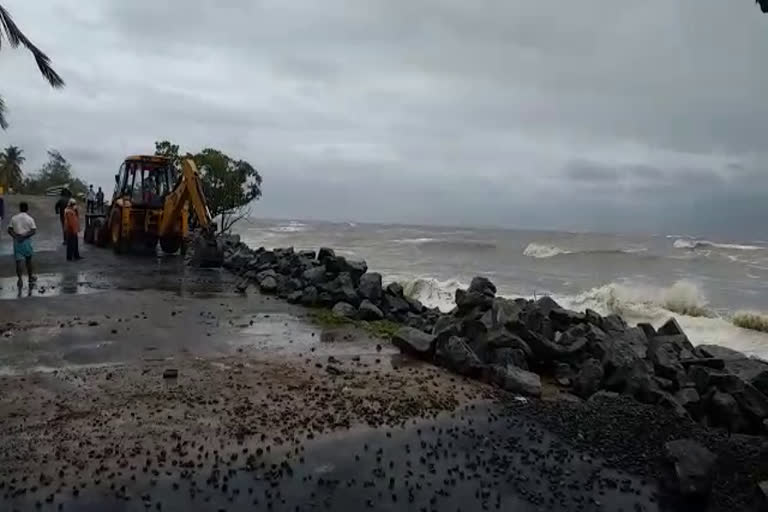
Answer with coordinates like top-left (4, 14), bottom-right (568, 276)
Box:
top-left (54, 188), bottom-right (71, 244)
top-left (0, 191), bottom-right (4, 239)
top-left (96, 186), bottom-right (105, 213)
top-left (86, 184), bottom-right (96, 213)
top-left (64, 198), bottom-right (82, 261)
top-left (7, 202), bottom-right (37, 288)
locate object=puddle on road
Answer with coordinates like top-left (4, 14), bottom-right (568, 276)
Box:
top-left (0, 272), bottom-right (105, 299)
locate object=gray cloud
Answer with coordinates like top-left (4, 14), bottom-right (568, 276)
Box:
top-left (2, 0), bottom-right (768, 236)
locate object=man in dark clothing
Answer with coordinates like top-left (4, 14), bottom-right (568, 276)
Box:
top-left (96, 187), bottom-right (105, 213)
top-left (54, 188), bottom-right (71, 244)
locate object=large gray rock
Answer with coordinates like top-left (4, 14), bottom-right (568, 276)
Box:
top-left (358, 272), bottom-right (383, 302)
top-left (709, 391), bottom-right (746, 431)
top-left (345, 259), bottom-right (368, 283)
top-left (732, 384), bottom-right (768, 424)
top-left (484, 329), bottom-right (532, 358)
top-left (658, 317), bottom-right (686, 337)
top-left (675, 387), bottom-right (701, 414)
top-left (485, 297), bottom-right (525, 329)
top-left (317, 247), bottom-right (336, 263)
top-left (455, 288), bottom-right (493, 312)
top-left (602, 314), bottom-right (628, 334)
top-left (698, 344), bottom-right (747, 360)
top-left (523, 330), bottom-right (588, 361)
top-left (664, 439), bottom-right (717, 499)
top-left (386, 282), bottom-right (404, 297)
top-left (468, 276), bottom-right (497, 297)
top-left (331, 302), bottom-right (357, 319)
top-left (358, 300), bottom-right (384, 321)
top-left (392, 327), bottom-right (436, 357)
top-left (549, 308), bottom-right (586, 331)
top-left (302, 266), bottom-right (327, 285)
top-left (490, 347), bottom-right (528, 370)
top-left (300, 286), bottom-right (318, 306)
top-left (433, 315), bottom-right (461, 341)
top-left (574, 358), bottom-right (604, 398)
top-left (259, 276), bottom-right (278, 293)
top-left (383, 293), bottom-right (410, 314)
top-left (358, 272), bottom-right (384, 304)
top-left (535, 296), bottom-right (561, 315)
top-left (436, 336), bottom-right (484, 377)
top-left (487, 364), bottom-right (542, 397)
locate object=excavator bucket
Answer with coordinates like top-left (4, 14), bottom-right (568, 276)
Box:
top-left (188, 232), bottom-right (224, 268)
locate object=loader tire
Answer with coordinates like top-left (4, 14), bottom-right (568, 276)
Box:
top-left (160, 236), bottom-right (182, 255)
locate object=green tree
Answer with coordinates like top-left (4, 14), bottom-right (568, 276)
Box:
top-left (22, 149), bottom-right (87, 196)
top-left (155, 140), bottom-right (262, 233)
top-left (0, 145), bottom-right (25, 190)
top-left (0, 4), bottom-right (64, 129)
top-left (193, 148), bottom-right (262, 233)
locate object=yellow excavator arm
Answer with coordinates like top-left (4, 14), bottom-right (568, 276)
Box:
top-left (158, 158), bottom-right (214, 237)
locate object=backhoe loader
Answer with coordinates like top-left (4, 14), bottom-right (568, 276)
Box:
top-left (85, 155), bottom-right (223, 267)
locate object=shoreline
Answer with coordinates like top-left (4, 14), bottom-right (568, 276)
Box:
top-left (0, 198), bottom-right (766, 511)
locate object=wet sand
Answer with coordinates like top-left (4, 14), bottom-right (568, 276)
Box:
top-left (0, 197), bottom-right (764, 511)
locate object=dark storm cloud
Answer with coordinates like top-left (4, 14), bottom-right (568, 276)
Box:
top-left (2, 0), bottom-right (768, 235)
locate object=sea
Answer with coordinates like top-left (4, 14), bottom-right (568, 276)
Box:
top-left (236, 219), bottom-right (768, 360)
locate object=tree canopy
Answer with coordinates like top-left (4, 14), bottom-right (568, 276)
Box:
top-left (0, 145), bottom-right (25, 191)
top-left (22, 149), bottom-right (87, 196)
top-left (0, 4), bottom-right (64, 129)
top-left (154, 140), bottom-right (262, 233)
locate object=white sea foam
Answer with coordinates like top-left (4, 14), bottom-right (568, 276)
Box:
top-left (523, 243), bottom-right (647, 259)
top-left (523, 243), bottom-right (572, 259)
top-left (401, 277), bottom-right (467, 312)
top-left (673, 238), bottom-right (764, 251)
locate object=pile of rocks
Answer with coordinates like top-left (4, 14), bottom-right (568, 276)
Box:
top-left (221, 237), bottom-right (442, 330)
top-left (394, 276), bottom-right (768, 437)
top-left (220, 236), bottom-right (768, 437)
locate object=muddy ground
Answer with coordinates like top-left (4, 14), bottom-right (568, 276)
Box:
top-left (0, 196), bottom-right (765, 511)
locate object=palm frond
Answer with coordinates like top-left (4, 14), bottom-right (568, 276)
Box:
top-left (0, 5), bottom-right (64, 88)
top-left (0, 95), bottom-right (8, 130)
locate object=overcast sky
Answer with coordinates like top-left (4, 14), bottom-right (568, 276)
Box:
top-left (2, 0), bottom-right (768, 236)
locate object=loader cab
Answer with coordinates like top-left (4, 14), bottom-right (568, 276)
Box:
top-left (114, 155), bottom-right (175, 208)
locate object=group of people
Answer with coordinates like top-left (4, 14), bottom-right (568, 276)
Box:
top-left (0, 184), bottom-right (104, 289)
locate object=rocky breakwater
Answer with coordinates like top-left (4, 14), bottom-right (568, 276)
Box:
top-left (219, 236), bottom-right (768, 438)
top-left (221, 236), bottom-right (442, 330)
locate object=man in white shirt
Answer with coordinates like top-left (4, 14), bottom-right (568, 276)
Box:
top-left (7, 202), bottom-right (36, 288)
top-left (86, 184), bottom-right (96, 213)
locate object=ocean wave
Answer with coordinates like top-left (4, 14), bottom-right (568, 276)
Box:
top-left (269, 221), bottom-right (307, 233)
top-left (523, 243), bottom-right (647, 260)
top-left (731, 311), bottom-right (768, 333)
top-left (393, 238), bottom-right (442, 244)
top-left (557, 279), bottom-right (714, 319)
top-left (401, 277), bottom-right (467, 312)
top-left (673, 238), bottom-right (764, 251)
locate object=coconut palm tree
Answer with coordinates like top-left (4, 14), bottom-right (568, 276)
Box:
top-left (0, 4), bottom-right (65, 129)
top-left (0, 145), bottom-right (25, 190)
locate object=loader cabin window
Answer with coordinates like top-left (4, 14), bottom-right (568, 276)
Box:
top-left (117, 159), bottom-right (173, 207)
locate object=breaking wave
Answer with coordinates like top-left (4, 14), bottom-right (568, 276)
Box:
top-left (731, 311), bottom-right (768, 333)
top-left (557, 279), bottom-right (714, 319)
top-left (401, 277), bottom-right (467, 312)
top-left (269, 221), bottom-right (307, 233)
top-left (673, 238), bottom-right (764, 251)
top-left (523, 243), bottom-right (647, 260)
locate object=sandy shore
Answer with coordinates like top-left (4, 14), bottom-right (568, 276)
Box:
top-left (0, 196), bottom-right (765, 511)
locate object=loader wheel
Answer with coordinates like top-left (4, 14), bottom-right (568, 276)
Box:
top-left (110, 213), bottom-right (129, 254)
top-left (160, 236), bottom-right (182, 255)
top-left (93, 218), bottom-right (107, 247)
